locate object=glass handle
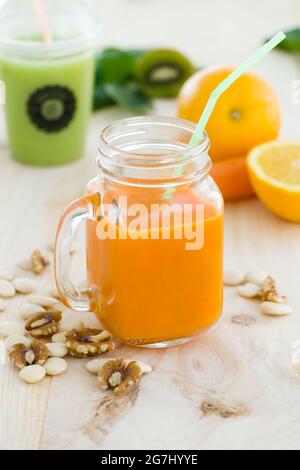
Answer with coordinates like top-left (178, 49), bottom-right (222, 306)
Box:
top-left (55, 192), bottom-right (100, 312)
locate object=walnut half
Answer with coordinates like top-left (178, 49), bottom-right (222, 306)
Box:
top-left (260, 276), bottom-right (287, 304)
top-left (9, 340), bottom-right (49, 369)
top-left (98, 358), bottom-right (142, 395)
top-left (65, 328), bottom-right (114, 358)
top-left (31, 250), bottom-right (49, 275)
top-left (25, 310), bottom-right (62, 338)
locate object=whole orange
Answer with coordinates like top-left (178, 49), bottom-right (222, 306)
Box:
top-left (178, 67), bottom-right (281, 161)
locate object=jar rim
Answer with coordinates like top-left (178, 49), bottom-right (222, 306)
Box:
top-left (97, 116), bottom-right (211, 187)
top-left (99, 115), bottom-right (210, 162)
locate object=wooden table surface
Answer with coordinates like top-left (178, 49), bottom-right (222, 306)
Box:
top-left (1, 0), bottom-right (300, 450)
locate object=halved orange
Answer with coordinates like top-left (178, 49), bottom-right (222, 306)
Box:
top-left (247, 142), bottom-right (300, 222)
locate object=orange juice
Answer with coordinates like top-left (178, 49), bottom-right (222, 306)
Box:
top-left (86, 185), bottom-right (223, 346)
top-left (55, 116), bottom-right (224, 348)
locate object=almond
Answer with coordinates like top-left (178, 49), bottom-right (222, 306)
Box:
top-left (4, 335), bottom-right (31, 350)
top-left (237, 283), bottom-right (261, 299)
top-left (245, 268), bottom-right (269, 286)
top-left (224, 269), bottom-right (245, 286)
top-left (0, 280), bottom-right (15, 298)
top-left (26, 295), bottom-right (59, 308)
top-left (261, 301), bottom-right (293, 316)
top-left (0, 268), bottom-right (14, 281)
top-left (13, 278), bottom-right (38, 295)
top-left (44, 358), bottom-right (67, 376)
top-left (45, 343), bottom-right (68, 358)
top-left (0, 321), bottom-right (24, 338)
top-left (19, 303), bottom-right (46, 320)
top-left (19, 365), bottom-right (46, 384)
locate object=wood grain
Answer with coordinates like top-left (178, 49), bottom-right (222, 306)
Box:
top-left (0, 0), bottom-right (300, 450)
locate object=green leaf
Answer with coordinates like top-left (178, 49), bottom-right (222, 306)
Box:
top-left (95, 48), bottom-right (144, 85)
top-left (93, 86), bottom-right (115, 110)
top-left (268, 28), bottom-right (300, 53)
top-left (104, 83), bottom-right (152, 112)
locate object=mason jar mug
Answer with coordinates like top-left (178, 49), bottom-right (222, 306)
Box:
top-left (55, 116), bottom-right (224, 348)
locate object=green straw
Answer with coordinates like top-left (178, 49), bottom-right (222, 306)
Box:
top-left (189, 31), bottom-right (285, 146)
top-left (163, 31), bottom-right (286, 199)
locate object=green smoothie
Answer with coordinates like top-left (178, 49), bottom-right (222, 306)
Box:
top-left (0, 0), bottom-right (101, 166)
top-left (1, 51), bottom-right (95, 165)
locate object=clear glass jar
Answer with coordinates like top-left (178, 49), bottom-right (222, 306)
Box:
top-left (55, 116), bottom-right (224, 348)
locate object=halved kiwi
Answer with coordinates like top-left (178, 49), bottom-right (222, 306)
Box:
top-left (135, 49), bottom-right (195, 98)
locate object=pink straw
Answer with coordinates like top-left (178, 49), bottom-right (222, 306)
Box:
top-left (32, 0), bottom-right (52, 44)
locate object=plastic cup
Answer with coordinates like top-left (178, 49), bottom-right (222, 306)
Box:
top-left (0, 0), bottom-right (101, 166)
